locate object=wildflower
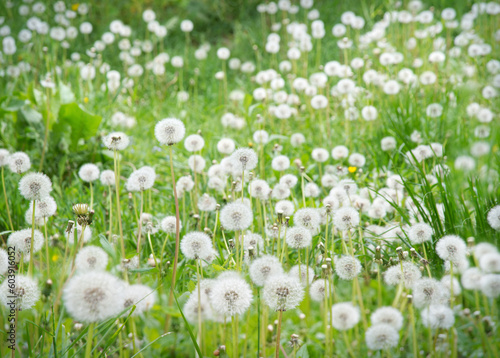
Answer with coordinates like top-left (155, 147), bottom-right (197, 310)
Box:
top-left (230, 148), bottom-right (258, 171)
top-left (289, 265), bottom-right (315, 285)
top-left (180, 232), bottom-right (213, 260)
top-left (263, 275), bottom-right (304, 311)
top-left (487, 205), bottom-right (500, 230)
top-left (0, 275), bottom-right (40, 310)
top-left (335, 255), bottom-right (362, 280)
top-left (480, 274), bottom-right (500, 298)
top-left (122, 284), bottom-right (156, 315)
top-left (63, 272), bottom-right (125, 322)
top-left (126, 167), bottom-right (155, 191)
top-left (210, 274), bottom-right (253, 316)
top-left (100, 170), bottom-right (115, 186)
top-left (370, 307), bottom-right (404, 330)
top-left (249, 255), bottom-right (284, 286)
top-left (7, 229), bottom-right (44, 262)
top-left (365, 324), bottom-right (399, 350)
top-left (436, 235), bottom-right (467, 263)
top-left (384, 262), bottom-right (422, 287)
top-left (217, 138), bottom-right (236, 154)
top-left (7, 152), bottom-right (31, 174)
top-left (294, 208), bottom-right (321, 231)
top-left (103, 132), bottom-right (130, 150)
top-left (330, 302), bottom-right (360, 330)
top-left (75, 246), bottom-right (109, 272)
top-left (412, 278), bottom-right (449, 308)
top-left (160, 216), bottom-right (182, 234)
top-left (408, 223), bottom-right (433, 244)
top-left (184, 134), bottom-right (205, 152)
top-left (421, 304), bottom-right (455, 329)
top-left (220, 202), bottom-right (253, 231)
top-left (155, 118), bottom-right (186, 145)
top-left (78, 164), bottom-right (100, 182)
top-left (286, 227), bottom-right (312, 249)
top-left (333, 206), bottom-right (360, 231)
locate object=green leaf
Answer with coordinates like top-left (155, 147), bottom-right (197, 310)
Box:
top-left (53, 103), bottom-right (102, 150)
top-left (296, 344), bottom-right (309, 358)
top-left (173, 290), bottom-right (203, 358)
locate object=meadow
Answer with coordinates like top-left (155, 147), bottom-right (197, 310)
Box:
top-left (0, 0), bottom-right (499, 357)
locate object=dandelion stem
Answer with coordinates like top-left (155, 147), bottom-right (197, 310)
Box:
top-left (275, 310), bottom-right (283, 358)
top-left (28, 199), bottom-right (36, 277)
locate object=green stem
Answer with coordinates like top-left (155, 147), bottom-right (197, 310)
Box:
top-left (1, 167), bottom-right (14, 231)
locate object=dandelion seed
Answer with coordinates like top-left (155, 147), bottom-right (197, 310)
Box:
top-left (421, 304), bottom-right (455, 329)
top-left (335, 255), bottom-right (362, 280)
top-left (122, 284), bottom-right (156, 315)
top-left (370, 307), bottom-right (404, 330)
top-left (75, 245), bottom-right (109, 272)
top-left (263, 274), bottom-right (304, 311)
top-left (412, 278), bottom-right (449, 308)
top-left (230, 148), bottom-right (258, 171)
top-left (294, 208), bottom-right (321, 231)
top-left (180, 232), bottom-right (213, 260)
top-left (408, 222), bottom-right (433, 244)
top-left (333, 206), bottom-right (360, 231)
top-left (436, 235), bottom-right (467, 263)
top-left (8, 151), bottom-right (31, 174)
top-left (103, 131), bottom-right (130, 150)
top-left (19, 172), bottom-right (52, 200)
top-left (365, 323), bottom-right (400, 350)
top-left (63, 272), bottom-right (125, 322)
top-left (384, 262), bottom-right (422, 287)
top-left (210, 274), bottom-right (253, 317)
top-left (289, 265), bottom-right (314, 285)
top-left (155, 118), bottom-right (186, 145)
top-left (480, 274), bottom-right (500, 298)
top-left (7, 229), bottom-right (44, 262)
top-left (0, 275), bottom-right (40, 310)
top-left (286, 227), bottom-right (312, 249)
top-left (330, 302), bottom-right (360, 330)
top-left (220, 202), bottom-right (253, 231)
top-left (249, 255), bottom-right (284, 286)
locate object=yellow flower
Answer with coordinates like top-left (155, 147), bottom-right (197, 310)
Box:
top-left (84, 97), bottom-right (89, 103)
top-left (71, 3), bottom-right (80, 11)
top-left (52, 254), bottom-right (59, 262)
top-left (348, 166), bottom-right (357, 173)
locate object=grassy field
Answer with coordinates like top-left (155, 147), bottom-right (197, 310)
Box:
top-left (0, 0), bottom-right (499, 357)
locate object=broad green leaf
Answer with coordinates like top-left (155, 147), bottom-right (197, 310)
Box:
top-left (54, 103), bottom-right (101, 150)
top-left (20, 105), bottom-right (43, 123)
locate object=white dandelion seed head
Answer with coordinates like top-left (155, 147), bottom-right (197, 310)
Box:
top-left (365, 323), bottom-right (400, 350)
top-left (440, 275), bottom-right (462, 296)
top-left (63, 271), bottom-right (125, 322)
top-left (217, 138), bottom-right (236, 155)
top-left (0, 149), bottom-right (9, 167)
top-left (0, 275), bottom-right (40, 310)
top-left (408, 222), bottom-right (433, 244)
top-left (286, 226), bottom-right (313, 249)
top-left (444, 257), bottom-right (470, 274)
top-left (309, 279), bottom-right (332, 302)
top-left (184, 134), bottom-right (205, 152)
top-left (381, 137), bottom-right (397, 151)
top-left (155, 118), bottom-right (186, 145)
top-left (126, 166), bottom-right (155, 192)
top-left (480, 274), bottom-right (500, 298)
top-left (335, 255), bottom-right (362, 280)
top-left (210, 275), bottom-right (253, 317)
top-left (75, 245), bottom-right (109, 272)
top-left (249, 179), bottom-right (271, 200)
top-left (271, 155), bottom-right (290, 171)
top-left (27, 195), bottom-right (57, 219)
top-left (253, 130), bottom-right (269, 144)
top-left (0, 249), bottom-right (8, 275)
top-left (79, 163), bottom-right (100, 182)
top-left (100, 170), bottom-right (115, 186)
top-left (188, 155), bottom-right (206, 173)
top-left (280, 174), bottom-right (298, 188)
top-left (412, 278), bottom-right (449, 308)
top-left (242, 232), bottom-right (264, 251)
top-left (330, 302), bottom-right (360, 330)
top-left (461, 267), bottom-right (483, 290)
top-left (333, 206), bottom-right (360, 231)
top-left (473, 242), bottom-right (498, 259)
top-left (272, 184), bottom-right (291, 200)
top-left (180, 232), bottom-right (213, 260)
top-left (275, 200), bottom-right (295, 216)
top-left (304, 182), bottom-right (320, 198)
top-left (103, 131), bottom-right (129, 151)
top-left (183, 292), bottom-right (212, 324)
top-left (337, 179), bottom-right (358, 196)
top-left (290, 133), bottom-right (306, 147)
top-left (8, 151), bottom-right (31, 174)
top-left (197, 193), bottom-right (217, 212)
top-left (383, 262), bottom-right (422, 287)
top-left (230, 148), bottom-right (258, 171)
top-left (331, 145), bottom-right (349, 160)
top-left (121, 284), bottom-right (156, 316)
top-left (436, 235), bottom-right (467, 263)
top-left (66, 224), bottom-right (92, 245)
top-left (487, 205), bottom-right (500, 230)
top-left (321, 174), bottom-right (339, 188)
top-left (479, 252), bottom-right (500, 273)
top-left (370, 307), bottom-right (404, 330)
top-left (289, 264), bottom-right (315, 285)
top-left (323, 195), bottom-right (340, 210)
top-left (263, 274), bottom-right (305, 311)
top-left (160, 216), bottom-right (182, 234)
top-left (220, 202), bottom-right (253, 231)
top-left (7, 229), bottom-right (44, 261)
top-left (293, 208), bottom-right (321, 231)
top-left (421, 304), bottom-right (455, 329)
top-left (349, 153), bottom-right (366, 167)
top-left (249, 255), bottom-right (284, 286)
top-left (311, 148), bottom-right (329, 163)
top-left (19, 172), bottom-right (52, 200)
